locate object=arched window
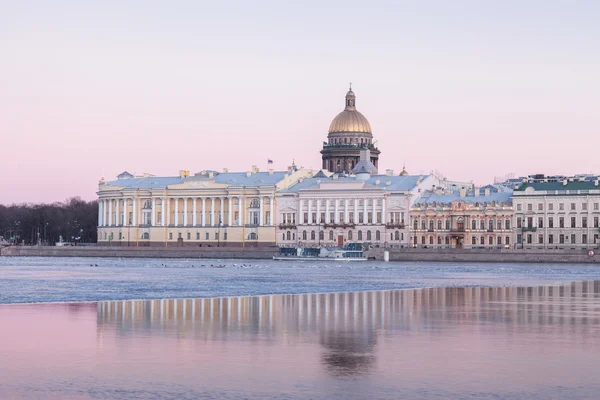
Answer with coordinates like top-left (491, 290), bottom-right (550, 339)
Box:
top-left (421, 236), bottom-right (425, 245)
top-left (142, 232), bottom-right (150, 239)
top-left (472, 220), bottom-right (477, 230)
top-left (358, 231), bottom-right (363, 241)
top-left (248, 232), bottom-right (258, 240)
top-left (429, 220), bottom-right (434, 231)
top-left (497, 220), bottom-right (502, 230)
top-left (367, 231), bottom-right (372, 241)
top-left (429, 236), bottom-right (433, 245)
top-left (302, 231), bottom-right (307, 240)
top-left (489, 220), bottom-right (494, 231)
top-left (319, 230), bottom-right (324, 240)
top-left (390, 233), bottom-right (393, 240)
top-left (480, 220), bottom-right (485, 230)
top-left (286, 231), bottom-right (291, 240)
top-left (394, 230), bottom-right (400, 240)
top-left (249, 198), bottom-right (260, 208)
top-left (311, 231), bottom-right (316, 240)
top-left (488, 237), bottom-right (493, 245)
top-left (327, 230), bottom-right (333, 240)
top-left (375, 230), bottom-right (380, 241)
top-left (348, 230), bottom-right (353, 240)
top-left (282, 233), bottom-right (285, 241)
top-left (480, 236), bottom-right (484, 245)
top-left (143, 200), bottom-right (152, 209)
top-left (445, 236), bottom-right (449, 245)
top-left (437, 236), bottom-right (442, 245)
top-left (472, 237), bottom-right (477, 245)
top-left (445, 220), bottom-right (450, 230)
top-left (437, 220), bottom-right (442, 230)
top-left (414, 220), bottom-right (418, 230)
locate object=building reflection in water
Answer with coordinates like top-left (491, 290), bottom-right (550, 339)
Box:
top-left (97, 281), bottom-right (600, 377)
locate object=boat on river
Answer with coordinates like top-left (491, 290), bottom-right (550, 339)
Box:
top-left (273, 244), bottom-right (367, 261)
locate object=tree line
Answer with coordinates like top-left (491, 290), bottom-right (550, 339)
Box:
top-left (0, 197), bottom-right (98, 245)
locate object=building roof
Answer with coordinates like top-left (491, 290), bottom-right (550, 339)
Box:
top-left (328, 88), bottom-right (372, 134)
top-left (280, 174), bottom-right (430, 193)
top-left (514, 180), bottom-right (600, 192)
top-left (414, 190), bottom-right (513, 206)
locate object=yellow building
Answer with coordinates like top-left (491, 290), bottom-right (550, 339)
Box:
top-left (97, 166), bottom-right (312, 247)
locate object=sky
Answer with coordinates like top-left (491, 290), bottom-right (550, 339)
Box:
top-left (1, 0), bottom-right (599, 204)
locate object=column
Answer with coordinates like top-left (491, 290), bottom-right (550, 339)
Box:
top-left (183, 198), bottom-right (188, 226)
top-left (151, 197), bottom-right (156, 226)
top-left (325, 199), bottom-right (330, 223)
top-left (344, 199), bottom-right (349, 223)
top-left (174, 198), bottom-right (179, 226)
top-left (307, 199), bottom-right (312, 224)
top-left (98, 200), bottom-right (103, 226)
top-left (382, 198), bottom-right (386, 224)
top-left (210, 197), bottom-right (215, 227)
top-left (299, 199), bottom-right (304, 225)
top-left (115, 199), bottom-right (120, 226)
top-left (372, 198), bottom-right (376, 224)
top-left (354, 200), bottom-right (358, 224)
top-left (269, 196), bottom-right (274, 226)
top-left (259, 196), bottom-right (264, 226)
top-left (123, 199), bottom-right (128, 227)
top-left (201, 198), bottom-right (206, 227)
top-left (192, 198), bottom-right (197, 226)
top-left (228, 197), bottom-right (233, 226)
top-left (108, 199), bottom-right (113, 227)
top-left (238, 196), bottom-right (243, 226)
top-left (220, 197), bottom-right (224, 226)
top-left (363, 199), bottom-right (367, 224)
top-left (166, 198), bottom-right (171, 226)
top-left (132, 198), bottom-right (137, 226)
top-left (334, 200), bottom-right (339, 223)
top-left (316, 199), bottom-right (321, 224)
top-left (161, 198), bottom-right (166, 227)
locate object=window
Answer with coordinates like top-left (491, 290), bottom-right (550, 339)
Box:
top-left (538, 204), bottom-right (543, 211)
top-left (538, 217), bottom-right (544, 229)
top-left (178, 233), bottom-right (182, 239)
top-left (367, 231), bottom-right (372, 241)
top-left (413, 220), bottom-right (418, 230)
top-left (421, 236), bottom-right (425, 245)
top-left (142, 232), bottom-right (149, 240)
top-left (445, 236), bottom-right (449, 245)
top-left (498, 237), bottom-right (502, 245)
top-left (438, 236), bottom-right (442, 245)
top-left (205, 232), bottom-right (209, 240)
top-left (497, 220), bottom-right (502, 230)
top-left (517, 219), bottom-right (522, 228)
top-left (331, 212), bottom-right (336, 223)
top-left (571, 234), bottom-right (576, 244)
top-left (595, 217), bottom-right (599, 228)
top-left (559, 217), bottom-right (564, 228)
top-left (359, 213), bottom-right (364, 224)
top-left (571, 217), bottom-right (576, 228)
top-left (248, 232), bottom-right (258, 240)
top-left (480, 236), bottom-right (484, 245)
top-left (348, 230), bottom-right (353, 240)
top-left (548, 203), bottom-right (554, 211)
top-left (505, 220), bottom-right (510, 230)
top-left (571, 203), bottom-right (576, 211)
top-left (311, 213), bottom-right (317, 223)
top-left (527, 234), bottom-right (532, 244)
top-left (517, 204), bottom-right (522, 211)
top-left (319, 230), bottom-right (325, 240)
top-left (394, 231), bottom-right (400, 240)
top-left (421, 221), bottom-right (426, 230)
top-left (559, 203), bottom-right (564, 211)
top-left (339, 212), bottom-right (344, 223)
top-left (310, 231), bottom-right (315, 240)
top-left (286, 231), bottom-right (291, 240)
top-left (348, 212), bottom-right (353, 223)
top-left (549, 234), bottom-right (553, 244)
top-left (472, 220), bottom-right (477, 230)
top-left (376, 212), bottom-right (382, 224)
top-left (358, 231), bottom-right (363, 241)
top-left (215, 232), bottom-right (219, 240)
top-left (472, 237), bottom-right (477, 245)
top-left (594, 203), bottom-right (599, 211)
top-left (302, 231), bottom-right (307, 240)
top-left (368, 214), bottom-right (373, 224)
top-left (527, 204), bottom-right (533, 211)
top-left (489, 237), bottom-right (493, 245)
top-left (445, 220), bottom-right (450, 230)
top-left (376, 230), bottom-right (381, 241)
top-left (517, 234), bottom-right (522, 244)
top-left (303, 213), bottom-right (308, 224)
top-left (582, 234), bottom-right (587, 244)
top-left (196, 232), bottom-right (200, 240)
top-left (582, 203), bottom-right (588, 211)
top-left (559, 234), bottom-right (565, 244)
top-left (429, 236), bottom-right (434, 245)
top-left (538, 234), bottom-right (543, 244)
top-left (429, 220), bottom-right (434, 231)
top-left (169, 232), bottom-right (173, 240)
top-left (118, 232), bottom-right (122, 240)
top-left (488, 220), bottom-right (494, 231)
top-left (187, 232), bottom-right (191, 240)
top-left (549, 217), bottom-right (554, 228)
top-left (506, 237), bottom-right (510, 245)
top-left (480, 220), bottom-right (485, 230)
top-left (329, 230), bottom-right (334, 241)
top-left (437, 220), bottom-right (442, 230)
top-left (582, 217), bottom-right (588, 228)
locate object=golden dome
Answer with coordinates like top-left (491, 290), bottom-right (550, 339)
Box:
top-left (328, 87), bottom-right (372, 134)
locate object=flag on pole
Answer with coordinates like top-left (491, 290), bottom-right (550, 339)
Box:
top-left (267, 159), bottom-right (273, 164)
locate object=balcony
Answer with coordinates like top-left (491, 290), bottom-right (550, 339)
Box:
top-left (278, 223), bottom-right (296, 229)
top-left (522, 226), bottom-right (537, 232)
top-left (323, 222), bottom-right (356, 229)
top-left (450, 228), bottom-right (466, 233)
top-left (385, 223), bottom-right (406, 229)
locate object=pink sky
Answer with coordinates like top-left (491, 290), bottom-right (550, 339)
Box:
top-left (1, 1), bottom-right (598, 204)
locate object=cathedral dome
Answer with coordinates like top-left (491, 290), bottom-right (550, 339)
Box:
top-left (328, 87), bottom-right (372, 134)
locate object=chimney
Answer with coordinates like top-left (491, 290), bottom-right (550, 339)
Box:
top-left (385, 180), bottom-right (391, 186)
top-left (246, 171), bottom-right (252, 177)
top-left (475, 188), bottom-right (481, 196)
top-left (459, 189), bottom-right (467, 198)
top-left (251, 165), bottom-right (259, 173)
top-left (563, 180), bottom-right (568, 186)
top-left (223, 168), bottom-right (228, 173)
top-left (208, 172), bottom-right (214, 178)
top-left (268, 169), bottom-right (273, 175)
top-left (386, 169), bottom-right (394, 176)
top-left (375, 179), bottom-right (380, 185)
top-left (484, 188), bottom-right (491, 197)
top-left (595, 180), bottom-right (599, 186)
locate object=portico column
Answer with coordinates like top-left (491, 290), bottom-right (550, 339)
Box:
top-left (166, 198), bottom-right (171, 226)
top-left (132, 198), bottom-right (137, 226)
top-left (151, 197), bottom-right (156, 226)
top-left (363, 199), bottom-right (367, 224)
top-left (98, 200), bottom-right (103, 226)
top-left (325, 200), bottom-right (330, 223)
top-left (228, 197), bottom-right (233, 226)
top-left (220, 197), bottom-right (224, 226)
top-left (192, 198), bottom-right (197, 226)
top-left (316, 199), bottom-right (321, 224)
top-left (201, 197), bottom-right (206, 226)
top-left (108, 199), bottom-right (113, 227)
top-left (299, 199), bottom-right (304, 224)
top-left (161, 198), bottom-right (166, 226)
top-left (269, 196), bottom-right (274, 225)
top-left (123, 199), bottom-right (128, 227)
top-left (114, 199), bottom-right (120, 226)
top-left (174, 198), bottom-right (179, 226)
top-left (372, 199), bottom-right (376, 224)
top-left (344, 199), bottom-right (349, 223)
top-left (238, 196), bottom-right (243, 226)
top-left (183, 198), bottom-right (188, 226)
top-left (259, 196), bottom-right (264, 226)
top-left (382, 198), bottom-right (386, 224)
top-left (210, 197), bottom-right (215, 227)
top-left (354, 200), bottom-right (358, 224)
top-left (334, 200), bottom-right (339, 223)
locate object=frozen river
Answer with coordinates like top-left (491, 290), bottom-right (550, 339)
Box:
top-left (1, 257), bottom-right (600, 304)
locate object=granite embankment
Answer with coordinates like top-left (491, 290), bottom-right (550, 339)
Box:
top-left (366, 247), bottom-right (600, 264)
top-left (0, 246), bottom-right (277, 259)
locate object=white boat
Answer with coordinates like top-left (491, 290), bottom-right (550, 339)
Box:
top-left (273, 246), bottom-right (368, 261)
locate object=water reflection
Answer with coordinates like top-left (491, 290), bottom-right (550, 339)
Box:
top-left (97, 281), bottom-right (600, 379)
